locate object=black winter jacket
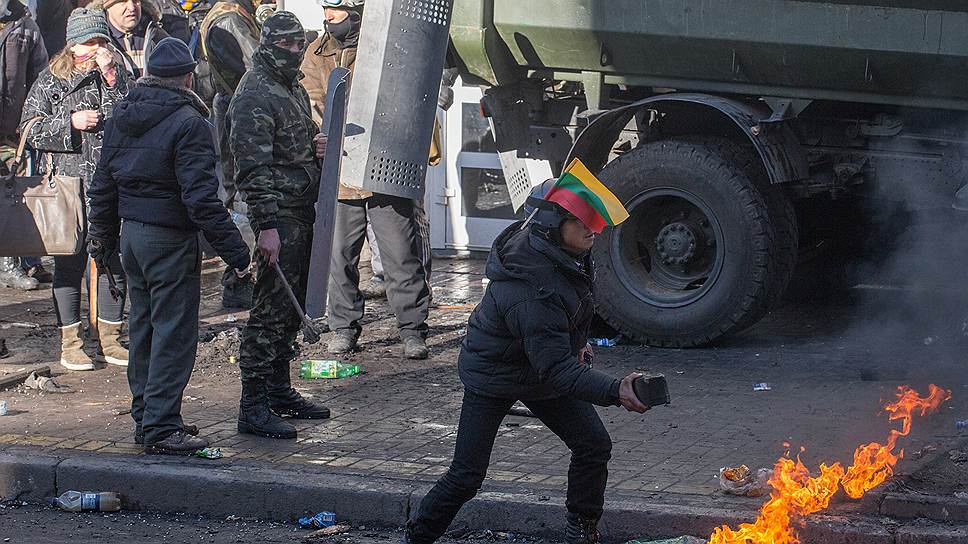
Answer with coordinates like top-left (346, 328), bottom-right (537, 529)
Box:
top-left (458, 222), bottom-right (621, 406)
top-left (88, 77), bottom-right (249, 271)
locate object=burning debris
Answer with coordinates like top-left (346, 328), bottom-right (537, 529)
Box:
top-left (707, 384), bottom-right (951, 544)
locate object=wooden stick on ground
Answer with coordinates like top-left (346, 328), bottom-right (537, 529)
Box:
top-left (88, 259), bottom-right (98, 336)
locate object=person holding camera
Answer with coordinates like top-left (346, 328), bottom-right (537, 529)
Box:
top-left (405, 174), bottom-right (649, 544)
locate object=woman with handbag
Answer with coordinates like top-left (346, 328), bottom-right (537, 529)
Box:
top-left (20, 7), bottom-right (132, 371)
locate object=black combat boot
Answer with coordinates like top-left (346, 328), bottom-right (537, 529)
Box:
top-left (238, 382), bottom-right (297, 439)
top-left (564, 512), bottom-right (601, 544)
top-left (145, 429), bottom-right (210, 456)
top-left (267, 363), bottom-right (331, 419)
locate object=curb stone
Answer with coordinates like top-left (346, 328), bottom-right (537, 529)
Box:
top-left (1, 453), bottom-right (966, 543)
top-left (0, 453), bottom-right (58, 502)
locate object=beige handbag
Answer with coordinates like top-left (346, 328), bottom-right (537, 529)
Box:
top-left (0, 117), bottom-right (85, 257)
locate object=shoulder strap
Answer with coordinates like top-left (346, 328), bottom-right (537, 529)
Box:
top-left (9, 117), bottom-right (43, 175)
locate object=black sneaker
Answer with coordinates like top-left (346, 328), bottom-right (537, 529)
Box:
top-left (145, 429), bottom-right (210, 456)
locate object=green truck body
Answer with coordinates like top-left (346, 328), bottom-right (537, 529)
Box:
top-left (449, 1), bottom-right (968, 346)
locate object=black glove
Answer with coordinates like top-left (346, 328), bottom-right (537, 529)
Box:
top-left (86, 237), bottom-right (115, 272)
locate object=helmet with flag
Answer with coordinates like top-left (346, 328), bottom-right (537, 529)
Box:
top-left (524, 158), bottom-right (630, 235)
top-left (318, 0), bottom-right (365, 7)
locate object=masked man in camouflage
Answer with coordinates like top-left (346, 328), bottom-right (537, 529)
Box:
top-left (229, 11), bottom-right (330, 439)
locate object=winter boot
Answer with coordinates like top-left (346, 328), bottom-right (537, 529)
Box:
top-left (238, 382), bottom-right (297, 439)
top-left (0, 257), bottom-right (39, 290)
top-left (24, 263), bottom-right (52, 283)
top-left (59, 323), bottom-right (95, 371)
top-left (267, 363), bottom-right (331, 419)
top-left (403, 336), bottom-right (429, 360)
top-left (362, 276), bottom-right (387, 300)
top-left (136, 423), bottom-right (198, 445)
top-left (564, 513), bottom-right (601, 544)
top-left (327, 330), bottom-right (358, 354)
top-left (96, 319), bottom-right (129, 366)
top-left (145, 429), bottom-right (210, 456)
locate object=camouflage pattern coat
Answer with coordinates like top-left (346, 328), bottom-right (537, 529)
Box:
top-left (228, 47), bottom-right (320, 230)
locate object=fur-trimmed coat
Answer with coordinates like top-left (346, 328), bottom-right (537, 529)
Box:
top-left (88, 76), bottom-right (249, 271)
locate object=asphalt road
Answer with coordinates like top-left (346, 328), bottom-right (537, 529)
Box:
top-left (0, 504), bottom-right (545, 544)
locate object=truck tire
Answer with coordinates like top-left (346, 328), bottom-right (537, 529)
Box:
top-left (592, 137), bottom-right (798, 347)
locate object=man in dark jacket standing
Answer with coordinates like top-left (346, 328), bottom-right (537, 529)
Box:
top-left (88, 37), bottom-right (250, 455)
top-left (91, 0), bottom-right (169, 78)
top-left (229, 11), bottom-right (330, 440)
top-left (405, 180), bottom-right (649, 544)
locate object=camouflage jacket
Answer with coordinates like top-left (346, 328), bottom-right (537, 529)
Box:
top-left (228, 49), bottom-right (320, 229)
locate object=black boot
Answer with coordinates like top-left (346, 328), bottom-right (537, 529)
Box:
top-left (238, 382), bottom-right (297, 439)
top-left (267, 363), bottom-right (331, 419)
top-left (564, 513), bottom-right (601, 544)
top-left (145, 429), bottom-right (210, 456)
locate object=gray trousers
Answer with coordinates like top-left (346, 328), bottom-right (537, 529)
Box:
top-left (120, 220), bottom-right (201, 444)
top-left (329, 195), bottom-right (430, 339)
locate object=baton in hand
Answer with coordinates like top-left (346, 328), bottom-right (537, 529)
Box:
top-left (272, 261), bottom-right (321, 344)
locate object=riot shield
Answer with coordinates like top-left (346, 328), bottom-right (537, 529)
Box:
top-left (340, 0), bottom-right (454, 199)
top-left (305, 66), bottom-right (351, 319)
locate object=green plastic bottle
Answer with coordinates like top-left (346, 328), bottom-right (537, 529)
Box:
top-left (299, 360), bottom-right (362, 379)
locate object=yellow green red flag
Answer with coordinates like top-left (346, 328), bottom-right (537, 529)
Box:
top-left (545, 158), bottom-right (629, 233)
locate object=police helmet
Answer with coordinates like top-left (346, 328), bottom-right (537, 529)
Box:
top-left (524, 178), bottom-right (569, 231)
top-left (318, 0), bottom-right (365, 7)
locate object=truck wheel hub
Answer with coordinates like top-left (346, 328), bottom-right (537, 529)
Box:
top-left (655, 223), bottom-right (697, 265)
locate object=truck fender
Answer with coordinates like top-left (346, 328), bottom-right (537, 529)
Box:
top-left (566, 93), bottom-right (808, 185)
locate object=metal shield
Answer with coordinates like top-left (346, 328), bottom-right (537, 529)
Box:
top-left (340, 0), bottom-right (454, 199)
top-left (305, 66), bottom-right (351, 319)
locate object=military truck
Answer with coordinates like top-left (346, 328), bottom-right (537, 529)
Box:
top-left (449, 0), bottom-right (968, 346)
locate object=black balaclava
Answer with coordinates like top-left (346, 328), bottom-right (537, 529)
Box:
top-left (324, 8), bottom-right (361, 48)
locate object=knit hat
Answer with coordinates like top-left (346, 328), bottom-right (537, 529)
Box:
top-left (260, 11), bottom-right (306, 45)
top-left (65, 8), bottom-right (111, 45)
top-left (147, 37), bottom-right (197, 77)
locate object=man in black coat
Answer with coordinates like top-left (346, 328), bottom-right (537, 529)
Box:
top-left (87, 37), bottom-right (250, 455)
top-left (405, 181), bottom-right (650, 544)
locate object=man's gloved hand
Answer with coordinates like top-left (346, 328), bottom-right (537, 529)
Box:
top-left (86, 237), bottom-right (115, 272)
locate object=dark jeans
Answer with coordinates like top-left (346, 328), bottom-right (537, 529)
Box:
top-left (121, 220), bottom-right (201, 443)
top-left (52, 249), bottom-right (126, 326)
top-left (408, 390), bottom-right (613, 544)
top-left (329, 195), bottom-right (430, 339)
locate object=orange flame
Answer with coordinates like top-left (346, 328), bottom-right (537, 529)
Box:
top-left (707, 384), bottom-right (951, 544)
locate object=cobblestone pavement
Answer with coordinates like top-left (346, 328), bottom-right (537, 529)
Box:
top-left (1, 256), bottom-right (966, 507)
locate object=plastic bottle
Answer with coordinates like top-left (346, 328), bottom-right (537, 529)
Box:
top-left (53, 491), bottom-right (121, 512)
top-left (956, 420), bottom-right (968, 430)
top-left (299, 360), bottom-right (361, 379)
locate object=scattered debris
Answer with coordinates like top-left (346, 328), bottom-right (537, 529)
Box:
top-left (113, 408), bottom-right (132, 417)
top-left (719, 465), bottom-right (772, 497)
top-left (298, 511), bottom-right (336, 529)
top-left (753, 383), bottom-right (771, 392)
top-left (23, 372), bottom-right (72, 394)
top-left (303, 524), bottom-right (351, 540)
top-left (627, 537), bottom-right (705, 544)
top-left (913, 444), bottom-right (938, 459)
top-left (923, 336), bottom-right (935, 346)
top-left (0, 338), bottom-right (8, 358)
top-left (589, 337), bottom-right (620, 347)
top-left (956, 420), bottom-right (967, 430)
top-left (508, 405), bottom-right (536, 418)
top-left (0, 400), bottom-right (7, 416)
top-left (0, 322), bottom-right (38, 329)
top-left (949, 450), bottom-right (968, 464)
top-left (228, 356), bottom-right (237, 365)
top-left (224, 315), bottom-right (238, 323)
top-left (192, 447), bottom-right (222, 460)
top-left (955, 492), bottom-right (968, 500)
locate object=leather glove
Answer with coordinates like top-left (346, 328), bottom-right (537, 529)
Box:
top-left (86, 237), bottom-right (115, 272)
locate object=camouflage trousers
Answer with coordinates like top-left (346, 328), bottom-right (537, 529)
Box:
top-left (238, 216), bottom-right (313, 384)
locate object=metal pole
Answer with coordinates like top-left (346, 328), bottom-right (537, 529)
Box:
top-left (276, 0), bottom-right (285, 10)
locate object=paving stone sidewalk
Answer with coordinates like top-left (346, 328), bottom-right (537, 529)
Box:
top-left (1, 257), bottom-right (966, 514)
